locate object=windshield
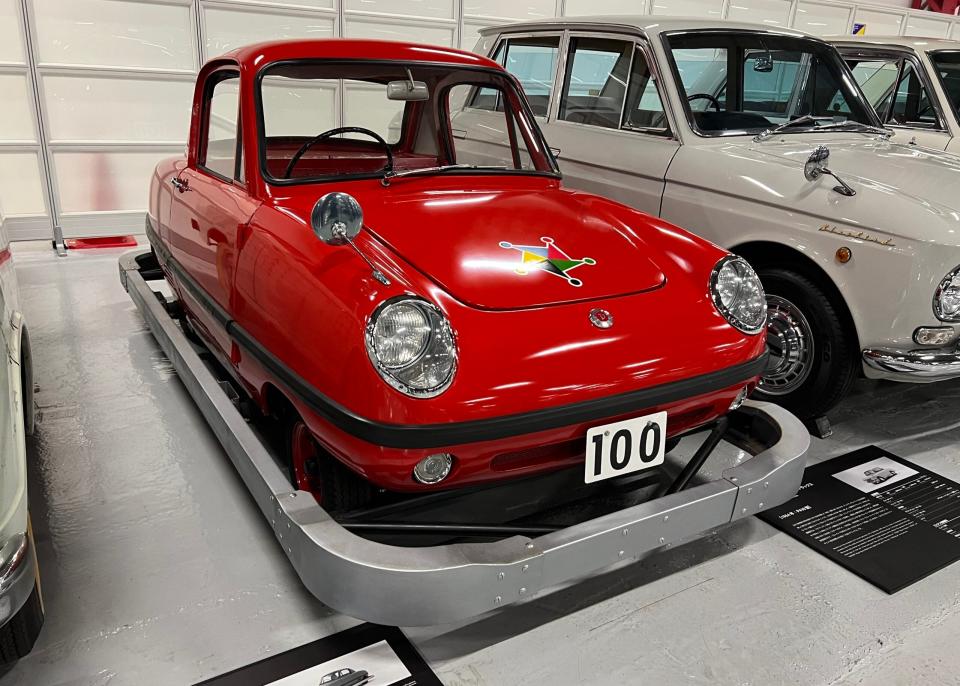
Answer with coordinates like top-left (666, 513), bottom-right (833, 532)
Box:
top-left (664, 32), bottom-right (879, 136)
top-left (257, 61), bottom-right (557, 185)
top-left (930, 51), bottom-right (960, 121)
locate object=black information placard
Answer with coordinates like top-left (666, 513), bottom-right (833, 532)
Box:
top-left (197, 623), bottom-right (441, 686)
top-left (759, 445), bottom-right (960, 593)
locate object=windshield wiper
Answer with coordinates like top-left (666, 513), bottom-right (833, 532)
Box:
top-left (381, 164), bottom-right (509, 186)
top-left (754, 115), bottom-right (891, 142)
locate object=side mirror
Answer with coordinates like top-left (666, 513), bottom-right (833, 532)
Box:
top-left (310, 192), bottom-right (391, 285)
top-left (387, 80), bottom-right (429, 101)
top-left (804, 145), bottom-right (830, 181)
top-left (311, 192), bottom-right (363, 245)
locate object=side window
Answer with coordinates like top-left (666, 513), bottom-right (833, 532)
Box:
top-left (891, 61), bottom-right (938, 127)
top-left (481, 37), bottom-right (560, 116)
top-left (846, 58), bottom-right (899, 116)
top-left (622, 46), bottom-right (669, 133)
top-left (560, 37), bottom-right (632, 129)
top-left (200, 72), bottom-right (240, 181)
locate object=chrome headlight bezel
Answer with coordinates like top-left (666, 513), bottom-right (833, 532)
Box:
top-left (365, 296), bottom-right (458, 398)
top-left (934, 264), bottom-right (960, 322)
top-left (709, 255), bottom-right (766, 335)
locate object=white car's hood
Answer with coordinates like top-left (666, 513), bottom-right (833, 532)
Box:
top-left (678, 133), bottom-right (960, 246)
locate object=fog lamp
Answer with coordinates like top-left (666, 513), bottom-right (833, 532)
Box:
top-left (729, 386), bottom-right (749, 411)
top-left (413, 453), bottom-right (453, 484)
top-left (914, 326), bottom-right (955, 346)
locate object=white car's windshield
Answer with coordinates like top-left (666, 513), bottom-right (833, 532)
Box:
top-left (665, 32), bottom-right (879, 136)
top-left (930, 51), bottom-right (960, 121)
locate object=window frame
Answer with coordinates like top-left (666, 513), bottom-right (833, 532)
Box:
top-left (197, 68), bottom-right (243, 185)
top-left (839, 46), bottom-right (947, 132)
top-left (927, 49), bottom-right (960, 131)
top-left (484, 32), bottom-right (565, 119)
top-left (549, 30), bottom-right (675, 140)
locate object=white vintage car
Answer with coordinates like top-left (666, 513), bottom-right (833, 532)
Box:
top-left (830, 36), bottom-right (960, 152)
top-left (0, 205), bottom-right (42, 662)
top-left (473, 16), bottom-right (960, 421)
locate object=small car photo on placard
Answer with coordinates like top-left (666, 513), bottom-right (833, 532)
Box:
top-left (833, 456), bottom-right (919, 493)
top-left (266, 641), bottom-right (403, 686)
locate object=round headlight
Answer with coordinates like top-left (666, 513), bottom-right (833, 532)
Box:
top-left (710, 256), bottom-right (766, 334)
top-left (935, 265), bottom-right (960, 321)
top-left (366, 297), bottom-right (457, 397)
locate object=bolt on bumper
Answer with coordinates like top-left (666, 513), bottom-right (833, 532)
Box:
top-left (120, 250), bottom-right (810, 626)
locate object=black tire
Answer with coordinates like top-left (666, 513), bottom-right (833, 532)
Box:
top-left (0, 585), bottom-right (43, 664)
top-left (19, 326), bottom-right (34, 437)
top-left (753, 267), bottom-right (858, 419)
top-left (284, 417), bottom-right (375, 513)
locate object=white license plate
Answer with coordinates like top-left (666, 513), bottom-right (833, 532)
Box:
top-left (584, 411), bottom-right (667, 484)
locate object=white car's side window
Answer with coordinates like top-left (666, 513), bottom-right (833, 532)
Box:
top-left (475, 36), bottom-right (560, 117)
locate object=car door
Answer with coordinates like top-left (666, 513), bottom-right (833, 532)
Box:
top-left (537, 34), bottom-right (680, 216)
top-left (840, 48), bottom-right (951, 149)
top-left (168, 68), bottom-right (259, 361)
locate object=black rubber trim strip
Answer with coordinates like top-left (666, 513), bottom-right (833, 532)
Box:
top-left (145, 216), bottom-right (767, 449)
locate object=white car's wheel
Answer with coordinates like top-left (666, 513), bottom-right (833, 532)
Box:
top-left (754, 267), bottom-right (858, 419)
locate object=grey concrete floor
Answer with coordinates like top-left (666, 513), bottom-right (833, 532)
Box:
top-left (3, 246), bottom-right (960, 686)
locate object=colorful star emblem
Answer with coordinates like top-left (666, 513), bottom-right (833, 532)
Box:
top-left (499, 236), bottom-right (596, 287)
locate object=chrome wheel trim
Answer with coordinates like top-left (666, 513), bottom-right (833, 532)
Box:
top-left (760, 294), bottom-right (815, 396)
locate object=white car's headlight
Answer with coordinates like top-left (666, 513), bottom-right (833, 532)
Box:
top-left (934, 265), bottom-right (960, 321)
top-left (365, 297), bottom-right (457, 397)
top-left (710, 255), bottom-right (766, 334)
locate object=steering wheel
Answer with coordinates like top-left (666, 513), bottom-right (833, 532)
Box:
top-left (687, 93), bottom-right (722, 112)
top-left (283, 126), bottom-right (394, 179)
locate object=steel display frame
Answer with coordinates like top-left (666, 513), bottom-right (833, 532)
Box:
top-left (120, 249), bottom-right (809, 626)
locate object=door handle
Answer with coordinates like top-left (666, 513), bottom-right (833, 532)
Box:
top-left (171, 177), bottom-right (190, 193)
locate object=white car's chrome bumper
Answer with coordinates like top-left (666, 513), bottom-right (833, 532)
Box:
top-left (863, 346), bottom-right (960, 379)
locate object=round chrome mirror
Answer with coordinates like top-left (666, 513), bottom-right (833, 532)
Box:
top-left (804, 145), bottom-right (830, 182)
top-left (311, 192), bottom-right (363, 245)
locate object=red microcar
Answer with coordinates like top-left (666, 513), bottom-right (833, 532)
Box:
top-left (147, 39), bottom-right (775, 511)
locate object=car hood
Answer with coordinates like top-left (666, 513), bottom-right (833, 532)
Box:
top-left (354, 181), bottom-right (667, 310)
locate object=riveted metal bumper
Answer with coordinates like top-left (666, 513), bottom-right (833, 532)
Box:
top-left (121, 250), bottom-right (810, 626)
top-left (863, 346), bottom-right (960, 379)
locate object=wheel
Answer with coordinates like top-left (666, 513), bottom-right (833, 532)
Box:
top-left (0, 585), bottom-right (43, 664)
top-left (19, 327), bottom-right (34, 437)
top-left (286, 419), bottom-right (374, 512)
top-left (753, 267), bottom-right (858, 419)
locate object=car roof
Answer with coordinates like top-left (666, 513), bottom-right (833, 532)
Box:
top-left (827, 35), bottom-right (960, 52)
top-left (481, 15), bottom-right (816, 39)
top-left (217, 39), bottom-right (502, 71)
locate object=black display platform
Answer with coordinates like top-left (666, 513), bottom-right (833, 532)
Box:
top-left (759, 445), bottom-right (960, 593)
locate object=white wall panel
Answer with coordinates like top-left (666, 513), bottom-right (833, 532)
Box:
top-left (0, 153), bottom-right (46, 217)
top-left (42, 75), bottom-right (193, 143)
top-left (241, 0), bottom-right (333, 8)
top-left (564, 0), bottom-right (643, 14)
top-left (904, 14), bottom-right (950, 38)
top-left (727, 0), bottom-right (791, 26)
top-left (53, 151), bottom-right (174, 214)
top-left (463, 0), bottom-right (555, 20)
top-left (793, 2), bottom-right (852, 35)
top-left (203, 7), bottom-right (336, 59)
top-left (32, 0), bottom-right (195, 70)
top-left (260, 79), bottom-right (337, 137)
top-left (344, 16), bottom-right (455, 46)
top-left (854, 7), bottom-right (905, 35)
top-left (346, 0), bottom-right (455, 20)
top-left (0, 0), bottom-right (24, 64)
top-left (651, 0), bottom-right (724, 18)
top-left (0, 74), bottom-right (37, 142)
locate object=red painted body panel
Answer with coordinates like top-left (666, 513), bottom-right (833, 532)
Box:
top-left (148, 39), bottom-right (766, 495)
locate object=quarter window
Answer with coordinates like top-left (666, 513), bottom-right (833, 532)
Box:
top-left (560, 37), bottom-right (632, 129)
top-left (622, 47), bottom-right (669, 133)
top-left (484, 37), bottom-right (560, 116)
top-left (200, 72), bottom-right (240, 181)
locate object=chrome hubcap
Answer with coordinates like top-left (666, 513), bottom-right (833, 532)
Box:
top-left (760, 295), bottom-right (814, 395)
